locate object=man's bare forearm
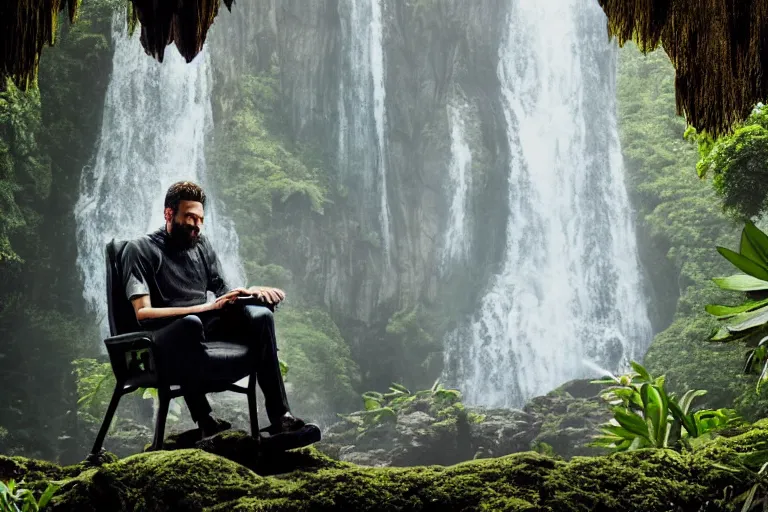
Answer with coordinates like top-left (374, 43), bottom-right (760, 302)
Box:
top-left (135, 304), bottom-right (207, 322)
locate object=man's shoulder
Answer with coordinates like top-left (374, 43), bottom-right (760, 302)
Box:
top-left (125, 234), bottom-right (152, 250)
top-left (123, 232), bottom-right (162, 260)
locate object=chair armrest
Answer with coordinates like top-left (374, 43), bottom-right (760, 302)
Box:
top-left (104, 331), bottom-right (159, 384)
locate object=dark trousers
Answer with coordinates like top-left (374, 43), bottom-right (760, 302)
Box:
top-left (148, 305), bottom-right (290, 424)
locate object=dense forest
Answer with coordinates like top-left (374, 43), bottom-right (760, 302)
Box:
top-left (6, 0), bottom-right (768, 510)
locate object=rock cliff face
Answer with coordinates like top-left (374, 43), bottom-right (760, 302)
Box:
top-left (204, 1), bottom-right (651, 400)
top-left (206, 0), bottom-right (512, 391)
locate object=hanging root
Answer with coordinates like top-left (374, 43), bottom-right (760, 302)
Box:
top-left (1, 0), bottom-right (81, 90)
top-left (2, 0), bottom-right (236, 90)
top-left (599, 0), bottom-right (768, 136)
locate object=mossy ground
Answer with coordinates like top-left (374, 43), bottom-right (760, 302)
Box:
top-left (6, 422), bottom-right (768, 511)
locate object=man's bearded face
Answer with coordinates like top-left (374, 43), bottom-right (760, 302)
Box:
top-left (167, 200), bottom-right (204, 250)
top-left (169, 216), bottom-right (201, 249)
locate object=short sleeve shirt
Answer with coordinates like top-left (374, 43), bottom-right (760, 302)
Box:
top-left (121, 227), bottom-right (229, 308)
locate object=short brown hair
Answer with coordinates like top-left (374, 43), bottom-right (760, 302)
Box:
top-left (164, 181), bottom-right (206, 213)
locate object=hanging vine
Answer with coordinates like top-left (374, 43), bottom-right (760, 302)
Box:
top-left (1, 0), bottom-right (235, 91)
top-left (599, 0), bottom-right (768, 136)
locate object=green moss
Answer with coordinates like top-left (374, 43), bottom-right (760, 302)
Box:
top-left (9, 426), bottom-right (768, 511)
top-left (542, 450), bottom-right (707, 512)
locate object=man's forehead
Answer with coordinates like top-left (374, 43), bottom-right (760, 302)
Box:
top-left (177, 200), bottom-right (204, 215)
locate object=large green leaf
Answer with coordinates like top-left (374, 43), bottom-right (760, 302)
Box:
top-left (628, 436), bottom-right (646, 451)
top-left (600, 424), bottom-right (641, 441)
top-left (37, 483), bottom-right (59, 509)
top-left (724, 304), bottom-right (768, 333)
top-left (711, 327), bottom-right (733, 341)
top-left (705, 298), bottom-right (768, 319)
top-left (630, 361), bottom-right (652, 383)
top-left (389, 383), bottom-right (410, 394)
top-left (741, 230), bottom-right (762, 264)
top-left (669, 400), bottom-right (698, 438)
top-left (612, 408), bottom-right (651, 440)
top-left (641, 383), bottom-right (669, 447)
top-left (716, 247), bottom-right (768, 281)
top-left (744, 221), bottom-right (768, 265)
top-left (677, 389), bottom-right (707, 416)
top-left (713, 274), bottom-right (768, 291)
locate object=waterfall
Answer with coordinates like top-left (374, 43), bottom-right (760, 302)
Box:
top-left (443, 0), bottom-right (652, 407)
top-left (338, 0), bottom-right (391, 261)
top-left (75, 17), bottom-right (245, 338)
top-left (442, 101), bottom-right (473, 268)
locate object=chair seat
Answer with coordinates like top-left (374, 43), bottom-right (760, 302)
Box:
top-left (199, 341), bottom-right (254, 383)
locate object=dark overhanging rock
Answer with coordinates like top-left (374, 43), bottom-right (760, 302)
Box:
top-left (1, 0), bottom-right (236, 90)
top-left (598, 0), bottom-right (768, 136)
top-left (4, 0), bottom-right (768, 137)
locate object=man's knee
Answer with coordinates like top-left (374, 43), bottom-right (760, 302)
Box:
top-left (243, 306), bottom-right (274, 328)
top-left (179, 314), bottom-right (204, 338)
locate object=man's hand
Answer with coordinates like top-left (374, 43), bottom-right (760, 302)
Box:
top-left (247, 286), bottom-right (285, 305)
top-left (226, 287), bottom-right (251, 297)
top-left (200, 290), bottom-right (241, 312)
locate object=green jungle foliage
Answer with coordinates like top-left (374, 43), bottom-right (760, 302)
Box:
top-left (0, 0), bottom-right (114, 460)
top-left (687, 104), bottom-right (768, 220)
top-left (615, 44), bottom-right (768, 417)
top-left (0, 479), bottom-right (58, 512)
top-left (707, 221), bottom-right (768, 344)
top-left (339, 379), bottom-right (464, 431)
top-left (208, 69), bottom-right (328, 279)
top-left (274, 307), bottom-right (360, 420)
top-left (592, 362), bottom-right (740, 452)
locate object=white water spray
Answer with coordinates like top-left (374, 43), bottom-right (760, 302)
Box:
top-left (442, 101), bottom-right (473, 268)
top-left (443, 0), bottom-right (652, 407)
top-left (338, 0), bottom-right (391, 261)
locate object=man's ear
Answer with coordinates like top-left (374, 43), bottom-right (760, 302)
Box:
top-left (164, 207), bottom-right (174, 224)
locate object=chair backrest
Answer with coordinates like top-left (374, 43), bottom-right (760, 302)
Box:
top-left (105, 239), bottom-right (142, 336)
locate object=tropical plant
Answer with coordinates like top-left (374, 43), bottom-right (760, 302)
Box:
top-left (342, 380), bottom-right (463, 429)
top-left (706, 221), bottom-right (768, 343)
top-left (592, 362), bottom-right (740, 452)
top-left (357, 383), bottom-right (412, 427)
top-left (703, 222), bottom-right (768, 395)
top-left (0, 480), bottom-right (58, 512)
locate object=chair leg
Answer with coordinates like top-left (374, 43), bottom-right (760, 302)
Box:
top-left (247, 372), bottom-right (260, 443)
top-left (90, 383), bottom-right (123, 456)
top-left (150, 387), bottom-right (170, 451)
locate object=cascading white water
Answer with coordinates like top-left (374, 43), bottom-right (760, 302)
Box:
top-left (75, 17), bottom-right (245, 337)
top-left (442, 101), bottom-right (473, 268)
top-left (338, 0), bottom-right (391, 260)
top-left (443, 0), bottom-right (652, 407)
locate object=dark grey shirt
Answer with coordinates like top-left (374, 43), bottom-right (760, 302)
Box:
top-left (122, 227), bottom-right (229, 309)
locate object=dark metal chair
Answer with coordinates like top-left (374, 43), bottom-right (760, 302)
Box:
top-left (89, 239), bottom-right (263, 456)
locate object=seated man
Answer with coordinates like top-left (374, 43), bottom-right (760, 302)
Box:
top-left (121, 180), bottom-right (305, 437)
